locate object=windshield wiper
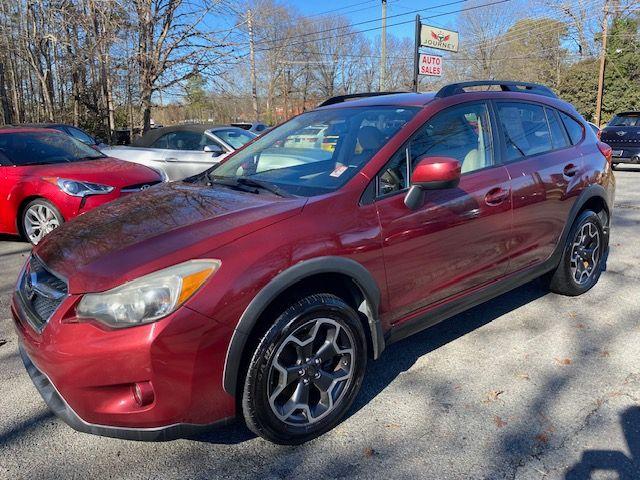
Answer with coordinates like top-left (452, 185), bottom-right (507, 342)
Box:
top-left (207, 175), bottom-right (290, 197)
top-left (236, 177), bottom-right (292, 197)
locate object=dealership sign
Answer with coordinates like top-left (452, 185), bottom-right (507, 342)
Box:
top-left (419, 54), bottom-right (442, 76)
top-left (420, 25), bottom-right (459, 53)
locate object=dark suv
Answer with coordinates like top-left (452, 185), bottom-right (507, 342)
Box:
top-left (599, 111), bottom-right (640, 167)
top-left (13, 81), bottom-right (615, 445)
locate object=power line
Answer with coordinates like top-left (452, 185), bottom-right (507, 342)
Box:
top-left (252, 0), bottom-right (510, 54)
top-left (253, 0), bottom-right (468, 49)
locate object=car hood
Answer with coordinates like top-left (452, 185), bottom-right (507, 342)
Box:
top-left (15, 157), bottom-right (160, 188)
top-left (35, 182), bottom-right (307, 293)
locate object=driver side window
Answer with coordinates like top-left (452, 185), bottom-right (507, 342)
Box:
top-left (377, 102), bottom-right (493, 196)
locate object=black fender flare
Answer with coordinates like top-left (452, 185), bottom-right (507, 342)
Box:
top-left (222, 256), bottom-right (384, 396)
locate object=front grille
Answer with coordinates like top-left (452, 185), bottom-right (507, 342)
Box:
top-left (121, 180), bottom-right (162, 193)
top-left (17, 256), bottom-right (68, 332)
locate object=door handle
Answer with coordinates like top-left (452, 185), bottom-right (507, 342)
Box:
top-left (563, 163), bottom-right (578, 177)
top-left (165, 157), bottom-right (180, 162)
top-left (485, 187), bottom-right (510, 206)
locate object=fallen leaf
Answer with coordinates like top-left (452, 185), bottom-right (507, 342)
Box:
top-left (384, 423), bottom-right (401, 429)
top-left (363, 447), bottom-right (376, 458)
top-left (555, 358), bottom-right (572, 366)
top-left (485, 390), bottom-right (504, 402)
top-left (517, 373), bottom-right (530, 381)
top-left (535, 433), bottom-right (549, 444)
top-left (568, 312), bottom-right (578, 319)
top-left (600, 350), bottom-right (610, 358)
top-left (494, 416), bottom-right (507, 428)
top-left (574, 323), bottom-right (586, 329)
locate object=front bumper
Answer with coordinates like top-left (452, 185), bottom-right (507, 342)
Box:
top-left (12, 289), bottom-right (236, 440)
top-left (19, 344), bottom-right (231, 441)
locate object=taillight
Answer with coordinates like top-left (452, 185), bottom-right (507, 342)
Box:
top-left (598, 141), bottom-right (612, 164)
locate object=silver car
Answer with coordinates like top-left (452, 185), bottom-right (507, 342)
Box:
top-left (103, 125), bottom-right (256, 181)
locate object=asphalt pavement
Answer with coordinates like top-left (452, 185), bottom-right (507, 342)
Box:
top-left (1, 167), bottom-right (640, 479)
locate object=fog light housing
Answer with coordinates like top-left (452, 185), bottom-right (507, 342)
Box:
top-left (132, 381), bottom-right (154, 407)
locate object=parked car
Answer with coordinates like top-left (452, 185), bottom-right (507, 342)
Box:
top-left (1, 123), bottom-right (107, 149)
top-left (102, 124), bottom-right (256, 181)
top-left (0, 128), bottom-right (162, 244)
top-left (598, 111), bottom-right (640, 168)
top-left (231, 122), bottom-right (270, 134)
top-left (283, 125), bottom-right (327, 149)
top-left (13, 81), bottom-right (615, 445)
top-left (587, 121), bottom-right (600, 137)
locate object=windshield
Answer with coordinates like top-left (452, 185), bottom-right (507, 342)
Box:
top-left (211, 106), bottom-right (419, 196)
top-left (609, 114), bottom-right (640, 127)
top-left (0, 131), bottom-right (105, 166)
top-left (213, 128), bottom-right (256, 149)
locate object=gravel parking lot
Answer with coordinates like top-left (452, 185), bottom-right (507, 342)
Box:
top-left (1, 168), bottom-right (639, 480)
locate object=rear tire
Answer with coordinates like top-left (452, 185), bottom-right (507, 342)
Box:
top-left (241, 293), bottom-right (367, 445)
top-left (547, 210), bottom-right (605, 296)
top-left (21, 199), bottom-right (64, 245)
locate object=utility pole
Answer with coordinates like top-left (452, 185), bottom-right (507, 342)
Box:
top-left (412, 14), bottom-right (420, 92)
top-left (247, 9), bottom-right (259, 121)
top-left (595, 2), bottom-right (609, 127)
top-left (380, 0), bottom-right (387, 91)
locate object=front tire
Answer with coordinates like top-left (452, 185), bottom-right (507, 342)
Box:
top-left (21, 199), bottom-right (64, 245)
top-left (547, 210), bottom-right (605, 296)
top-left (241, 294), bottom-right (367, 445)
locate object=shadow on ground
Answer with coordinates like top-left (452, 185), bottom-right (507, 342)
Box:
top-left (566, 407), bottom-right (640, 479)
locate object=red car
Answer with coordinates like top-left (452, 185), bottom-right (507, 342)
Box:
top-left (13, 81), bottom-right (615, 444)
top-left (0, 128), bottom-right (162, 244)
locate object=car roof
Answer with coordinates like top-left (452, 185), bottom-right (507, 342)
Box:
top-left (0, 123), bottom-right (70, 129)
top-left (613, 111), bottom-right (640, 116)
top-left (317, 92), bottom-right (435, 110)
top-left (0, 127), bottom-right (64, 135)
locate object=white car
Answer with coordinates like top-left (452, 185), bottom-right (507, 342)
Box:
top-left (283, 126), bottom-right (327, 149)
top-left (102, 125), bottom-right (256, 181)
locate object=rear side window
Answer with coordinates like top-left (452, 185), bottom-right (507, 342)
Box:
top-left (153, 131), bottom-right (208, 151)
top-left (559, 112), bottom-right (584, 145)
top-left (496, 102), bottom-right (553, 161)
top-left (545, 108), bottom-right (570, 150)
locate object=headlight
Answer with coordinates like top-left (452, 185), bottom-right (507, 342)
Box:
top-left (76, 259), bottom-right (220, 327)
top-left (55, 178), bottom-right (114, 197)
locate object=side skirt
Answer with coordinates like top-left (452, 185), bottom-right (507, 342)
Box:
top-left (385, 258), bottom-right (557, 345)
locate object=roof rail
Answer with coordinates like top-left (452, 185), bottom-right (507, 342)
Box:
top-left (318, 91), bottom-right (410, 107)
top-left (435, 81), bottom-right (557, 99)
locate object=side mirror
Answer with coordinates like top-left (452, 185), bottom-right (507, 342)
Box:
top-left (404, 156), bottom-right (461, 210)
top-left (204, 144), bottom-right (224, 155)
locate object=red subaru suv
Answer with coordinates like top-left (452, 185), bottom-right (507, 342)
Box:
top-left (13, 81), bottom-right (615, 444)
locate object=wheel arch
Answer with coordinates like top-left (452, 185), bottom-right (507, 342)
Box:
top-left (222, 256), bottom-right (384, 397)
top-left (552, 185), bottom-right (611, 266)
top-left (16, 195), bottom-right (46, 236)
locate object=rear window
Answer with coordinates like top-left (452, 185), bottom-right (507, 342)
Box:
top-left (608, 114), bottom-right (640, 127)
top-left (0, 131), bottom-right (104, 166)
top-left (559, 112), bottom-right (584, 145)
